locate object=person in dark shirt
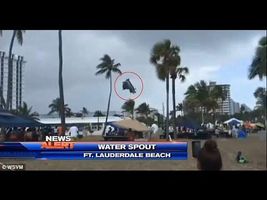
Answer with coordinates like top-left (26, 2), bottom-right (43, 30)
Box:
top-left (197, 139), bottom-right (222, 170)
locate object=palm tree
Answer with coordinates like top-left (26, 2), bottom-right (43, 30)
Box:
top-left (81, 107), bottom-right (89, 117)
top-left (170, 66), bottom-right (189, 135)
top-left (184, 80), bottom-right (226, 124)
top-left (122, 99), bottom-right (135, 119)
top-left (176, 103), bottom-right (183, 116)
top-left (254, 87), bottom-right (266, 110)
top-left (248, 36), bottom-right (266, 80)
top-left (58, 30), bottom-right (66, 134)
top-left (93, 110), bottom-right (105, 130)
top-left (240, 105), bottom-right (246, 114)
top-left (95, 54), bottom-right (122, 135)
top-left (135, 102), bottom-right (150, 118)
top-left (14, 102), bottom-right (39, 120)
top-left (65, 107), bottom-right (74, 117)
top-left (150, 39), bottom-right (180, 139)
top-left (48, 98), bottom-right (71, 117)
top-left (6, 30), bottom-right (25, 110)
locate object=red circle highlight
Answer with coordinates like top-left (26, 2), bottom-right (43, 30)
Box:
top-left (114, 71), bottom-right (144, 101)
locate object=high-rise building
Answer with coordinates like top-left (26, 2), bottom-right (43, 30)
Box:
top-left (234, 102), bottom-right (240, 114)
top-left (209, 81), bottom-right (231, 115)
top-left (230, 98), bottom-right (240, 115)
top-left (0, 51), bottom-right (25, 110)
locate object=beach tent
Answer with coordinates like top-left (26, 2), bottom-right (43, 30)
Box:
top-left (0, 109), bottom-right (42, 127)
top-left (224, 118), bottom-right (243, 126)
top-left (109, 119), bottom-right (150, 132)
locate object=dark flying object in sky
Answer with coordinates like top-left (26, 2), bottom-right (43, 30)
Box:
top-left (122, 79), bottom-right (136, 94)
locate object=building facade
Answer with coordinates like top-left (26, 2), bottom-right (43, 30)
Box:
top-left (209, 81), bottom-right (231, 115)
top-left (230, 98), bottom-right (240, 115)
top-left (0, 51), bottom-right (25, 110)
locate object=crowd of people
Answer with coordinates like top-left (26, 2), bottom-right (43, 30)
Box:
top-left (168, 122), bottom-right (250, 138)
top-left (0, 125), bottom-right (85, 142)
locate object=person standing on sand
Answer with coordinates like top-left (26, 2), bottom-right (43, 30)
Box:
top-left (197, 139), bottom-right (222, 170)
top-left (68, 125), bottom-right (79, 138)
top-left (57, 126), bottom-right (63, 136)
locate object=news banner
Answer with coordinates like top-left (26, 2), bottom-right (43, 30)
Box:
top-left (0, 136), bottom-right (188, 160)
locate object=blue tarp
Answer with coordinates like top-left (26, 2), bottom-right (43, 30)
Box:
top-left (0, 112), bottom-right (42, 127)
top-left (238, 130), bottom-right (247, 138)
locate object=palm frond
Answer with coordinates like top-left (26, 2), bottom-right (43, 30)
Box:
top-left (48, 109), bottom-right (56, 115)
top-left (248, 36), bottom-right (266, 80)
top-left (16, 30), bottom-right (25, 46)
top-left (95, 68), bottom-right (108, 76)
top-left (155, 64), bottom-right (167, 81)
top-left (150, 55), bottom-right (160, 65)
top-left (101, 54), bottom-right (112, 62)
top-left (105, 70), bottom-right (111, 79)
top-left (178, 74), bottom-right (186, 82)
top-left (113, 63), bottom-right (121, 68)
top-left (259, 36), bottom-right (267, 46)
top-left (112, 68), bottom-right (122, 74)
top-left (171, 45), bottom-right (180, 53)
top-left (177, 67), bottom-right (189, 74)
top-left (151, 40), bottom-right (170, 57)
top-left (96, 63), bottom-right (108, 69)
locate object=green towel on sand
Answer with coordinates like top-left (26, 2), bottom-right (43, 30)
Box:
top-left (238, 156), bottom-right (248, 164)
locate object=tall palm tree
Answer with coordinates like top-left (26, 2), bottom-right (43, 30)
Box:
top-left (58, 30), bottom-right (66, 134)
top-left (6, 30), bottom-right (25, 110)
top-left (93, 110), bottom-right (105, 130)
top-left (248, 36), bottom-right (266, 80)
top-left (135, 102), bottom-right (150, 118)
top-left (122, 99), bottom-right (135, 119)
top-left (150, 39), bottom-right (180, 139)
top-left (95, 54), bottom-right (122, 135)
top-left (48, 98), bottom-right (71, 117)
top-left (170, 66), bottom-right (189, 135)
top-left (15, 101), bottom-right (39, 120)
top-left (81, 107), bottom-right (89, 117)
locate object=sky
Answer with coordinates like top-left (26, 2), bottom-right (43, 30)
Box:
top-left (0, 30), bottom-right (266, 114)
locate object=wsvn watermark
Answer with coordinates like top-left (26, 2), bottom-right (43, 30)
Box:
top-left (0, 163), bottom-right (25, 171)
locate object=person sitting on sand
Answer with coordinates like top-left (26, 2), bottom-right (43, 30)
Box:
top-left (197, 139), bottom-right (222, 170)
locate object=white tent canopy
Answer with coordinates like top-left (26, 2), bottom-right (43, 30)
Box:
top-left (223, 118), bottom-right (243, 125)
